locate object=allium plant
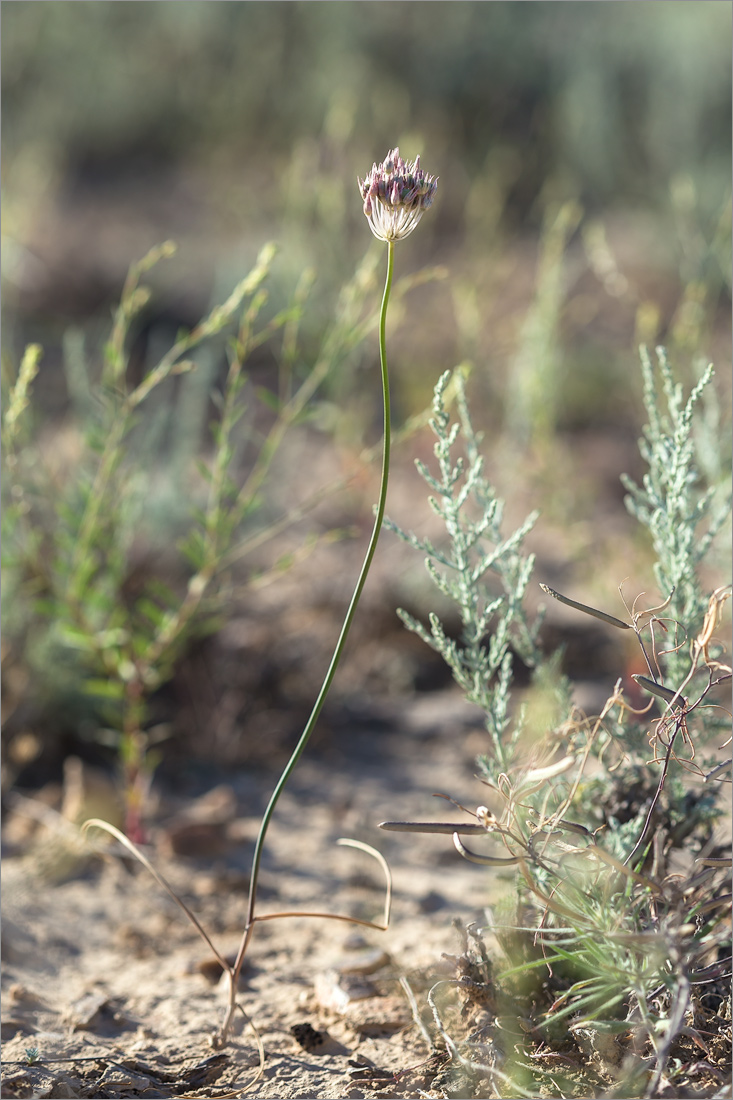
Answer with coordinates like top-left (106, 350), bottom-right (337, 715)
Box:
top-left (218, 152), bottom-right (437, 1037)
top-left (84, 148), bottom-right (438, 1053)
top-left (214, 147), bottom-right (437, 1044)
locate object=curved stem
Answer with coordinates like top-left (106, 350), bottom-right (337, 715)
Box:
top-left (222, 241), bottom-right (395, 1037)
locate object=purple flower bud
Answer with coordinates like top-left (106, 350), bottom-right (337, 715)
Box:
top-left (357, 147), bottom-right (438, 242)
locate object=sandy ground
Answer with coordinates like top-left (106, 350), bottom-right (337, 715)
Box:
top-left (1, 688), bottom-right (518, 1099)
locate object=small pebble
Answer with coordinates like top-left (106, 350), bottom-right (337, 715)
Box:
top-left (419, 890), bottom-right (446, 913)
top-left (290, 1021), bottom-right (326, 1052)
top-left (341, 932), bottom-right (369, 950)
top-left (342, 995), bottom-right (411, 1034)
top-left (65, 990), bottom-right (109, 1029)
top-left (315, 970), bottom-right (376, 1013)
top-left (331, 947), bottom-right (390, 975)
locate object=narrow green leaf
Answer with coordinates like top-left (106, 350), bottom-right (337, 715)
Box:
top-left (145, 578), bottom-right (181, 608)
top-left (631, 675), bottom-right (686, 705)
top-left (539, 583), bottom-right (630, 630)
top-left (83, 678), bottom-right (126, 700)
top-left (254, 386), bottom-right (281, 413)
top-left (135, 597), bottom-right (167, 628)
top-left (379, 820), bottom-right (488, 835)
top-left (57, 625), bottom-right (97, 651)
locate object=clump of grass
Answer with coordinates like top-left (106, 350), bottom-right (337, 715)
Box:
top-left (381, 351), bottom-right (731, 1098)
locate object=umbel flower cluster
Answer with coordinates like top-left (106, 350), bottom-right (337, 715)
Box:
top-left (358, 147), bottom-right (438, 242)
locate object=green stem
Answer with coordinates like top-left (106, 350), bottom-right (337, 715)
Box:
top-left (228, 241), bottom-right (395, 1004)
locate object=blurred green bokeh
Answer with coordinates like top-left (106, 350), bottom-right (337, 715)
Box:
top-left (3, 1), bottom-right (730, 211)
top-left (2, 1), bottom-right (731, 430)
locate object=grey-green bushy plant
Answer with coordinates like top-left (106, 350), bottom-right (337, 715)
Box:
top-left (381, 348), bottom-right (731, 1098)
top-left (621, 345), bottom-right (731, 688)
top-left (385, 367), bottom-right (552, 778)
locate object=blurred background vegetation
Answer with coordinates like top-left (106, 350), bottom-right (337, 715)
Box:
top-left (2, 1), bottom-right (731, 785)
top-left (3, 2), bottom-right (731, 393)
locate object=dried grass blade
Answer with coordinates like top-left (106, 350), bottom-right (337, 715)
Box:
top-left (452, 833), bottom-right (521, 866)
top-left (82, 818), bottom-right (230, 972)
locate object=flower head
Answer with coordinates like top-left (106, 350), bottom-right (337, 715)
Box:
top-left (358, 147), bottom-right (438, 242)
